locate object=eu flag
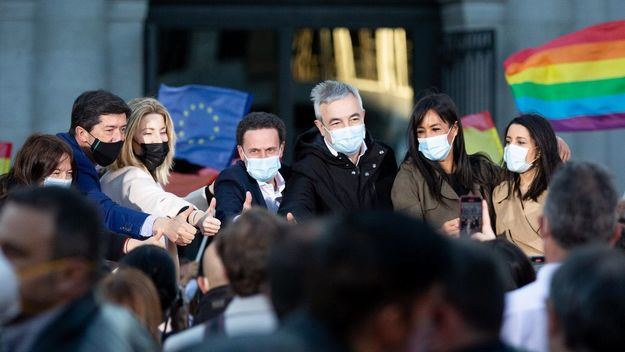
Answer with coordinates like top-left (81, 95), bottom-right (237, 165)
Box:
top-left (158, 84), bottom-right (253, 171)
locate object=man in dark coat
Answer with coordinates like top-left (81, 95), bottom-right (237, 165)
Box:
top-left (215, 112), bottom-right (290, 223)
top-left (278, 80), bottom-right (397, 221)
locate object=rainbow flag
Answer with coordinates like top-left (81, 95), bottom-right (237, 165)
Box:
top-left (0, 142), bottom-right (12, 175)
top-left (461, 111), bottom-right (503, 163)
top-left (505, 20), bottom-right (625, 131)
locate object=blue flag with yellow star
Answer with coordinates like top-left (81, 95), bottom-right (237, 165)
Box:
top-left (158, 84), bottom-right (253, 171)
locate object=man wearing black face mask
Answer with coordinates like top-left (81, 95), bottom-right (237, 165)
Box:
top-left (57, 90), bottom-right (197, 246)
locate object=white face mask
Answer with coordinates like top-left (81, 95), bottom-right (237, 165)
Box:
top-left (324, 124), bottom-right (366, 155)
top-left (0, 250), bottom-right (20, 325)
top-left (504, 144), bottom-right (533, 173)
top-left (43, 177), bottom-right (72, 188)
top-left (244, 153), bottom-right (281, 183)
top-left (418, 128), bottom-right (454, 161)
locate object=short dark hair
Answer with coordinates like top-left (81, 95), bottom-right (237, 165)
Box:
top-left (502, 114), bottom-right (562, 202)
top-left (483, 238), bottom-right (535, 290)
top-left (550, 246), bottom-right (625, 351)
top-left (308, 211), bottom-right (451, 339)
top-left (5, 187), bottom-right (103, 273)
top-left (268, 220), bottom-right (324, 320)
top-left (236, 112), bottom-right (286, 146)
top-left (444, 240), bottom-right (507, 335)
top-left (544, 162), bottom-right (617, 250)
top-left (120, 245), bottom-right (177, 315)
top-left (69, 90), bottom-right (131, 136)
top-left (217, 208), bottom-right (286, 296)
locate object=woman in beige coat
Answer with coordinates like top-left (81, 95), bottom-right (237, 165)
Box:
top-left (392, 94), bottom-right (500, 235)
top-left (492, 114), bottom-right (562, 256)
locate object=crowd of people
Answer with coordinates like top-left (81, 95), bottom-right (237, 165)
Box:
top-left (0, 80), bottom-right (624, 352)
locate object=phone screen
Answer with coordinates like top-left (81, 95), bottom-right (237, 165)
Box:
top-left (460, 196), bottom-right (482, 238)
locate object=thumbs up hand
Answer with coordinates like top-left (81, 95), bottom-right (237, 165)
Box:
top-left (195, 198), bottom-right (221, 236)
top-left (242, 191), bottom-right (253, 213)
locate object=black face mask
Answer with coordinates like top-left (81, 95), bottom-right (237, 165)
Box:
top-left (90, 137), bottom-right (123, 167)
top-left (138, 142), bottom-right (169, 171)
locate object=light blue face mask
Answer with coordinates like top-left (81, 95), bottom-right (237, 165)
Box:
top-left (244, 154), bottom-right (281, 183)
top-left (324, 124), bottom-right (366, 155)
top-left (418, 128), bottom-right (454, 161)
top-left (43, 177), bottom-right (72, 188)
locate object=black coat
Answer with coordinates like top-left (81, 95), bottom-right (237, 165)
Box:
top-left (214, 160), bottom-right (291, 222)
top-left (278, 127), bottom-right (397, 220)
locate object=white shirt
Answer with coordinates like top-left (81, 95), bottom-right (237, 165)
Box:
top-left (163, 294), bottom-right (277, 352)
top-left (501, 262), bottom-right (561, 352)
top-left (324, 139), bottom-right (368, 166)
top-left (256, 171), bottom-right (285, 214)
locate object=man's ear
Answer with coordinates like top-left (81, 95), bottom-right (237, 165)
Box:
top-left (609, 224), bottom-right (623, 248)
top-left (279, 142), bottom-right (285, 158)
top-left (236, 145), bottom-right (245, 162)
top-left (314, 119), bottom-right (325, 136)
top-left (196, 276), bottom-right (210, 295)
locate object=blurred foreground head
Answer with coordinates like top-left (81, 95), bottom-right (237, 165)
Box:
top-left (307, 210), bottom-right (451, 351)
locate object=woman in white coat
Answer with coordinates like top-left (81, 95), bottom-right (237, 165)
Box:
top-left (101, 97), bottom-right (220, 237)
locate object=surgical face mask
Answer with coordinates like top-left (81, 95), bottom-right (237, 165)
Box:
top-left (88, 132), bottom-right (123, 167)
top-left (138, 142), bottom-right (169, 172)
top-left (43, 177), bottom-right (72, 188)
top-left (418, 128), bottom-right (454, 161)
top-left (244, 153), bottom-right (281, 183)
top-left (324, 124), bottom-right (366, 155)
top-left (504, 144), bottom-right (534, 173)
top-left (0, 250), bottom-right (20, 325)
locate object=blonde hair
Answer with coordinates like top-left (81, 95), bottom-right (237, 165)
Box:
top-left (99, 268), bottom-right (164, 343)
top-left (110, 97), bottom-right (176, 185)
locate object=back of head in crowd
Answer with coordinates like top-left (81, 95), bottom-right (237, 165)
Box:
top-left (120, 245), bottom-right (177, 318)
top-left (548, 246), bottom-right (625, 351)
top-left (69, 89), bottom-right (131, 136)
top-left (0, 134), bottom-right (74, 204)
top-left (268, 220), bottom-right (324, 320)
top-left (542, 161), bottom-right (619, 259)
top-left (0, 187), bottom-right (103, 318)
top-left (307, 210), bottom-right (451, 350)
top-left (422, 240), bottom-right (508, 351)
top-left (483, 238), bottom-right (535, 290)
top-left (100, 267), bottom-right (163, 343)
top-left (217, 208), bottom-right (286, 297)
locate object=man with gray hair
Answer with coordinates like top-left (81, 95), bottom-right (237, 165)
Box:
top-left (501, 161), bottom-right (621, 352)
top-left (278, 80), bottom-right (397, 220)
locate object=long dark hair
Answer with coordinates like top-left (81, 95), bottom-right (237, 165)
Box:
top-left (502, 114), bottom-right (561, 201)
top-left (0, 134), bottom-right (75, 200)
top-left (406, 93), bottom-right (495, 202)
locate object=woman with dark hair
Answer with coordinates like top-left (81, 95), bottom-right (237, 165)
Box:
top-left (492, 114), bottom-right (562, 256)
top-left (483, 238), bottom-right (536, 291)
top-left (0, 134), bottom-right (164, 260)
top-left (0, 134), bottom-right (74, 202)
top-left (391, 94), bottom-right (501, 235)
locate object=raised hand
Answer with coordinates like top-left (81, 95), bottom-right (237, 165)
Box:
top-left (196, 198), bottom-right (221, 236)
top-left (242, 191), bottom-right (253, 212)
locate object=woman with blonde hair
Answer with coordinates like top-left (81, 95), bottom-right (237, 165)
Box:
top-left (101, 97), bottom-right (220, 237)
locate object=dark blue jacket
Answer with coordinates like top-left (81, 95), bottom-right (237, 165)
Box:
top-left (57, 133), bottom-right (148, 238)
top-left (214, 160), bottom-right (290, 222)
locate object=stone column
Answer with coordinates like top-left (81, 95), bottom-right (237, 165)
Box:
top-left (0, 0), bottom-right (35, 152)
top-left (107, 0), bottom-right (148, 101)
top-left (33, 0), bottom-right (107, 134)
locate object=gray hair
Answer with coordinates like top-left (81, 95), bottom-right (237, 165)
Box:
top-left (543, 162), bottom-right (617, 250)
top-left (310, 80), bottom-right (364, 120)
top-left (549, 246), bottom-right (625, 351)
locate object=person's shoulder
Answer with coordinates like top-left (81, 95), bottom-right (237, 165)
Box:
top-left (163, 324), bottom-right (205, 352)
top-left (83, 303), bottom-right (157, 350)
top-left (504, 280), bottom-right (546, 315)
top-left (216, 162), bottom-right (248, 182)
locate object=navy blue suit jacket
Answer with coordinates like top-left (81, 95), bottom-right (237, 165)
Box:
top-left (57, 133), bottom-right (148, 238)
top-left (214, 160), bottom-right (290, 222)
